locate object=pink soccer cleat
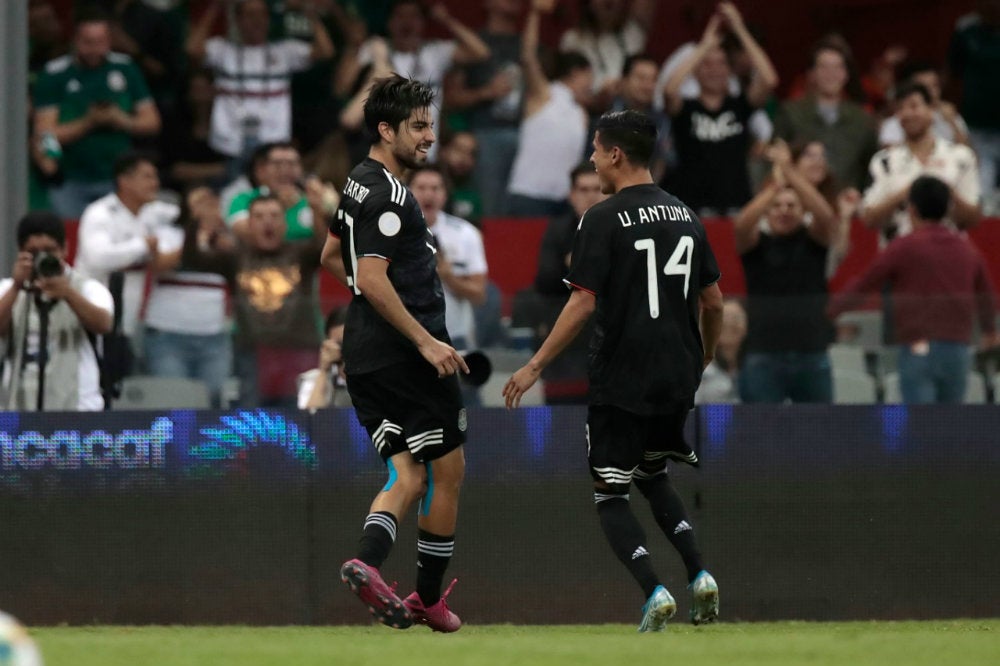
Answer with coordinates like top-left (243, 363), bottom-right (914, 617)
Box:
top-left (340, 559), bottom-right (413, 629)
top-left (402, 579), bottom-right (462, 633)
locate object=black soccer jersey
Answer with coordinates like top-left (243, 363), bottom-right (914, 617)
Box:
top-left (331, 157), bottom-right (449, 374)
top-left (564, 183), bottom-right (721, 414)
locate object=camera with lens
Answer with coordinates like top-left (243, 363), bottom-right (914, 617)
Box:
top-left (32, 251), bottom-right (63, 279)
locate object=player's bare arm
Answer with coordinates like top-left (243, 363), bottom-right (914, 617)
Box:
top-left (320, 233), bottom-right (348, 288)
top-left (503, 288), bottom-right (596, 409)
top-left (355, 257), bottom-right (469, 378)
top-left (699, 283), bottom-right (724, 369)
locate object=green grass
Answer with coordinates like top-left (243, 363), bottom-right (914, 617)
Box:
top-left (31, 621), bottom-right (999, 666)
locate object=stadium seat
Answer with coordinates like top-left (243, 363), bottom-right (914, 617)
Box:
top-left (116, 376), bottom-right (212, 410)
top-left (835, 310), bottom-right (883, 350)
top-left (832, 369), bottom-right (877, 404)
top-left (828, 343), bottom-right (867, 375)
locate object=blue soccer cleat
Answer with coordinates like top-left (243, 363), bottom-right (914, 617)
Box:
top-left (637, 585), bottom-right (676, 632)
top-left (689, 570), bottom-right (719, 625)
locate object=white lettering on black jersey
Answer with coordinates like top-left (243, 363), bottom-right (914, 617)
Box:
top-left (565, 183), bottom-right (721, 414)
top-left (331, 157), bottom-right (449, 375)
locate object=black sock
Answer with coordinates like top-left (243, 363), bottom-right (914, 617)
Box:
top-left (595, 494), bottom-right (660, 599)
top-left (357, 511), bottom-right (397, 568)
top-left (416, 529), bottom-right (454, 606)
top-left (635, 474), bottom-right (704, 583)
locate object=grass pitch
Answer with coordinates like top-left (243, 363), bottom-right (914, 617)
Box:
top-left (32, 620), bottom-right (999, 666)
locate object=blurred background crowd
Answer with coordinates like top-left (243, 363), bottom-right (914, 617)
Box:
top-left (11, 0), bottom-right (1000, 410)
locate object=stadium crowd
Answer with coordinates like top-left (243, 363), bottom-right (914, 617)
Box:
top-left (12, 0), bottom-right (1000, 410)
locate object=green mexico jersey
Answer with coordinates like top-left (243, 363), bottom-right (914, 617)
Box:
top-left (33, 53), bottom-right (152, 182)
top-left (227, 187), bottom-right (315, 241)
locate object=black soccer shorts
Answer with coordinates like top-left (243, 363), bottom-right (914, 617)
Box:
top-left (586, 403), bottom-right (698, 494)
top-left (349, 358), bottom-right (466, 462)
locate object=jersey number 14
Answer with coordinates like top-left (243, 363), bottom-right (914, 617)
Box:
top-left (633, 236), bottom-right (693, 319)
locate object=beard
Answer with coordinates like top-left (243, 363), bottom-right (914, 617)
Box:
top-left (395, 144), bottom-right (430, 170)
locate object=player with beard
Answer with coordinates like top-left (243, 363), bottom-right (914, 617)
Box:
top-left (503, 109), bottom-right (724, 631)
top-left (322, 75), bottom-right (470, 632)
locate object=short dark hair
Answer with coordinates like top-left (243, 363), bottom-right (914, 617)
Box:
top-left (570, 162), bottom-right (597, 188)
top-left (324, 306), bottom-right (348, 335)
top-left (17, 211), bottom-right (65, 249)
top-left (248, 192), bottom-right (283, 213)
top-left (113, 151), bottom-right (156, 180)
top-left (363, 75), bottom-right (436, 145)
top-left (908, 175), bottom-right (950, 222)
top-left (554, 51), bottom-right (592, 80)
top-left (246, 142), bottom-right (274, 186)
top-left (74, 6), bottom-right (111, 27)
top-left (894, 81), bottom-right (933, 106)
top-left (266, 141), bottom-right (299, 158)
top-left (622, 54), bottom-right (658, 78)
top-left (594, 110), bottom-right (657, 166)
top-left (896, 59), bottom-right (938, 84)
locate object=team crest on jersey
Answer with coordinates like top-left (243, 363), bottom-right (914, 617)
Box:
top-left (457, 408), bottom-right (467, 432)
top-left (67, 79), bottom-right (81, 94)
top-left (107, 70), bottom-right (127, 92)
top-left (299, 206), bottom-right (314, 229)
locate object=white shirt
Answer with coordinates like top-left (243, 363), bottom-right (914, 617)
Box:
top-left (508, 82), bottom-right (588, 201)
top-left (0, 274), bottom-right (113, 411)
top-left (862, 137), bottom-right (980, 245)
top-left (204, 38), bottom-right (312, 157)
top-left (74, 193), bottom-right (183, 336)
top-left (429, 212), bottom-right (488, 346)
top-left (358, 38), bottom-right (456, 161)
top-left (560, 19), bottom-right (647, 93)
top-left (144, 271), bottom-right (229, 335)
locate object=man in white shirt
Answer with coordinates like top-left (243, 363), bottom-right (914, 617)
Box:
top-left (74, 152), bottom-right (182, 340)
top-left (0, 212), bottom-right (113, 411)
top-left (861, 81), bottom-right (980, 246)
top-left (879, 61), bottom-right (969, 147)
top-left (185, 0), bottom-right (334, 165)
top-left (409, 165), bottom-right (488, 352)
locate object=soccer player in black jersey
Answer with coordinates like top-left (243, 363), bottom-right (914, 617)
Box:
top-left (504, 109), bottom-right (726, 631)
top-left (321, 75), bottom-right (470, 632)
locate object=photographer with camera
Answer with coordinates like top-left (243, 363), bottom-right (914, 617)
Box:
top-left (0, 212), bottom-right (113, 411)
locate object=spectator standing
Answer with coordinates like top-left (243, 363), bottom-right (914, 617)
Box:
top-left (185, 0), bottom-right (334, 176)
top-left (103, 0), bottom-right (183, 119)
top-left (409, 166), bottom-right (488, 353)
top-left (861, 82), bottom-right (980, 247)
top-left (880, 61), bottom-right (969, 147)
top-left (733, 141), bottom-right (837, 403)
top-left (233, 192), bottom-right (326, 407)
top-left (773, 39), bottom-right (878, 190)
top-left (32, 8), bottom-right (161, 219)
top-left (74, 153), bottom-right (181, 344)
top-left (0, 213), bottom-right (113, 411)
top-left (443, 0), bottom-right (525, 218)
top-left (28, 0), bottom-right (68, 86)
top-left (663, 4), bottom-right (778, 215)
top-left (559, 0), bottom-right (656, 109)
top-left (949, 1), bottom-right (1000, 214)
top-left (339, 0), bottom-right (490, 161)
top-left (161, 69), bottom-right (228, 193)
top-left (507, 0), bottom-right (592, 216)
top-left (143, 187), bottom-right (237, 408)
top-left (227, 142), bottom-right (336, 241)
top-left (830, 176), bottom-right (998, 404)
top-left (438, 131), bottom-right (482, 224)
top-left (791, 140), bottom-right (860, 277)
top-left (610, 54), bottom-right (674, 184)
